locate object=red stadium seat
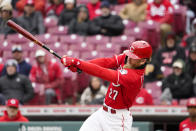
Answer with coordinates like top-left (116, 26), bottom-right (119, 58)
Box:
top-left (138, 20), bottom-right (161, 50)
top-left (60, 34), bottom-right (84, 45)
top-left (69, 42), bottom-right (94, 52)
top-left (123, 20), bottom-right (137, 30)
top-left (80, 50), bottom-right (100, 60)
top-left (0, 35), bottom-right (4, 41)
top-left (44, 18), bottom-right (58, 28)
top-left (6, 34), bottom-right (29, 44)
top-left (145, 81), bottom-right (162, 105)
top-left (77, 0), bottom-right (89, 5)
top-left (47, 26), bottom-right (68, 36)
top-left (47, 42), bottom-right (68, 52)
top-left (36, 34), bottom-right (58, 45)
top-left (124, 27), bottom-right (144, 40)
top-left (85, 35), bottom-right (110, 45)
top-left (172, 5), bottom-right (186, 34)
top-left (1, 40), bottom-right (12, 51)
top-left (111, 35), bottom-right (135, 47)
top-left (96, 43), bottom-right (121, 54)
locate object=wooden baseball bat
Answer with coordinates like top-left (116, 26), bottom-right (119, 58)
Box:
top-left (7, 20), bottom-right (82, 73)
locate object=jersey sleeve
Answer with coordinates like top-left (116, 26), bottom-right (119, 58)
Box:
top-left (88, 54), bottom-right (126, 69)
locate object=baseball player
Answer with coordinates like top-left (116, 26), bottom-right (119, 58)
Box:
top-left (179, 98), bottom-right (196, 131)
top-left (61, 40), bottom-right (152, 131)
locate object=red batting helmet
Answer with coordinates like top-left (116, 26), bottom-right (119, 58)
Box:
top-left (124, 40), bottom-right (152, 59)
top-left (187, 98), bottom-right (196, 107)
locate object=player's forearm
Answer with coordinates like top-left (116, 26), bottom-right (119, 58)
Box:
top-left (88, 57), bottom-right (117, 69)
top-left (77, 60), bottom-right (117, 83)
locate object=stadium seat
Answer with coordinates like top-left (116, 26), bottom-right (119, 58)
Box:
top-left (47, 26), bottom-right (68, 36)
top-left (0, 35), bottom-right (4, 41)
top-left (113, 4), bottom-right (125, 14)
top-left (6, 34), bottom-right (29, 44)
top-left (77, 0), bottom-right (89, 5)
top-left (111, 35), bottom-right (135, 47)
top-left (36, 34), bottom-right (58, 45)
top-left (138, 20), bottom-right (161, 50)
top-left (145, 81), bottom-right (162, 105)
top-left (60, 34), bottom-right (84, 45)
top-left (1, 40), bottom-right (12, 51)
top-left (69, 42), bottom-right (94, 52)
top-left (85, 35), bottom-right (110, 45)
top-left (123, 20), bottom-right (137, 30)
top-left (44, 18), bottom-right (58, 28)
top-left (179, 99), bottom-right (188, 106)
top-left (80, 50), bottom-right (100, 60)
top-left (47, 42), bottom-right (68, 52)
top-left (124, 27), bottom-right (144, 40)
top-left (96, 43), bottom-right (121, 54)
top-left (172, 5), bottom-right (186, 34)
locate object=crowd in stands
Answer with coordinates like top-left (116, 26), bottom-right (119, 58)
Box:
top-left (0, 0), bottom-right (196, 106)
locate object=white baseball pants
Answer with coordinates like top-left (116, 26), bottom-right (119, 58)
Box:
top-left (79, 107), bottom-right (133, 131)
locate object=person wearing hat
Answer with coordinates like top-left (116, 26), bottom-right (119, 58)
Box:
top-left (16, 0), bottom-right (45, 15)
top-left (17, 0), bottom-right (45, 35)
top-left (0, 98), bottom-right (29, 122)
top-left (179, 97), bottom-right (196, 131)
top-left (90, 1), bottom-right (124, 36)
top-left (58, 0), bottom-right (77, 26)
top-left (0, 2), bottom-right (22, 34)
top-left (0, 59), bottom-right (34, 105)
top-left (1, 45), bottom-right (32, 77)
top-left (161, 59), bottom-right (193, 104)
top-left (30, 50), bottom-right (63, 105)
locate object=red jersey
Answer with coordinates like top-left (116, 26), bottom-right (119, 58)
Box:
top-left (0, 111), bottom-right (29, 122)
top-left (133, 88), bottom-right (153, 105)
top-left (179, 118), bottom-right (196, 131)
top-left (147, 0), bottom-right (174, 24)
top-left (87, 2), bottom-right (101, 20)
top-left (88, 54), bottom-right (144, 109)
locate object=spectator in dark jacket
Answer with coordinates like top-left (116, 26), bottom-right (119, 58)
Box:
top-left (0, 3), bottom-right (22, 35)
top-left (90, 1), bottom-right (124, 36)
top-left (161, 60), bottom-right (193, 101)
top-left (1, 45), bottom-right (32, 77)
top-left (18, 0), bottom-right (45, 35)
top-left (58, 0), bottom-right (77, 26)
top-left (0, 59), bottom-right (34, 105)
top-left (68, 5), bottom-right (91, 36)
top-left (154, 32), bottom-right (186, 68)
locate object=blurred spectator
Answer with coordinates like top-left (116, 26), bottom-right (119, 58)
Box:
top-left (0, 64), bottom-right (3, 76)
top-left (0, 98), bottom-right (29, 122)
top-left (58, 0), bottom-right (77, 26)
top-left (146, 0), bottom-right (174, 44)
top-left (0, 59), bottom-right (34, 105)
top-left (80, 76), bottom-right (107, 105)
top-left (87, 0), bottom-right (101, 20)
top-left (154, 32), bottom-right (186, 68)
top-left (1, 45), bottom-right (32, 77)
top-left (16, 0), bottom-right (45, 15)
top-left (133, 88), bottom-right (154, 105)
top-left (144, 62), bottom-right (163, 83)
top-left (68, 5), bottom-right (91, 36)
top-left (90, 1), bottom-right (124, 36)
top-left (18, 0), bottom-right (45, 35)
top-left (185, 44), bottom-right (196, 79)
top-left (119, 0), bottom-right (147, 23)
top-left (45, 0), bottom-right (64, 19)
top-left (179, 97), bottom-right (196, 131)
top-left (117, 0), bottom-right (132, 4)
top-left (30, 50), bottom-right (63, 105)
top-left (0, 2), bottom-right (22, 35)
top-left (179, 0), bottom-right (196, 16)
top-left (161, 60), bottom-right (193, 104)
top-left (182, 18), bottom-right (196, 48)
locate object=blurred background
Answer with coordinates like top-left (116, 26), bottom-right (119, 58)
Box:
top-left (0, 0), bottom-right (196, 130)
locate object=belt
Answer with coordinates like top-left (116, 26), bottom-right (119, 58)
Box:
top-left (103, 105), bottom-right (116, 114)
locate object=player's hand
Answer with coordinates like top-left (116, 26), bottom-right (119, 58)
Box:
top-left (61, 55), bottom-right (80, 67)
top-left (68, 66), bottom-right (78, 72)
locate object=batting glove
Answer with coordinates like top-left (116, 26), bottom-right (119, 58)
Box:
top-left (61, 56), bottom-right (81, 67)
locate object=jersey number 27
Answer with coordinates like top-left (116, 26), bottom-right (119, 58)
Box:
top-left (109, 88), bottom-right (118, 100)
